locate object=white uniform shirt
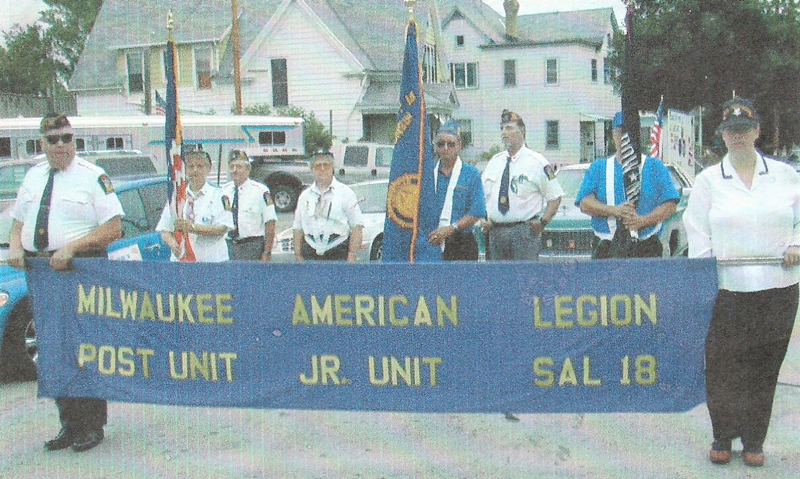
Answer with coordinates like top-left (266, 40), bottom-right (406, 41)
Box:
top-left (293, 178), bottom-right (364, 255)
top-left (222, 179), bottom-right (277, 239)
top-left (156, 182), bottom-right (234, 262)
top-left (684, 154), bottom-right (800, 291)
top-left (482, 145), bottom-right (564, 223)
top-left (11, 157), bottom-right (124, 252)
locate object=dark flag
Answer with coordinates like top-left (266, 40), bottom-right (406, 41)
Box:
top-left (619, 2), bottom-right (642, 240)
top-left (382, 21), bottom-right (440, 262)
top-left (165, 20), bottom-right (196, 261)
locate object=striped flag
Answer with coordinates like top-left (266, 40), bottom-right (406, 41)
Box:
top-left (620, 2), bottom-right (642, 210)
top-left (649, 96), bottom-right (664, 159)
top-left (165, 31), bottom-right (196, 261)
top-left (382, 20), bottom-right (440, 262)
top-left (154, 90), bottom-right (167, 115)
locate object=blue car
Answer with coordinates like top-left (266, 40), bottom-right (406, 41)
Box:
top-left (0, 176), bottom-right (169, 381)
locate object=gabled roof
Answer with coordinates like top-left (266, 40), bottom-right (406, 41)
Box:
top-left (486, 8), bottom-right (618, 49)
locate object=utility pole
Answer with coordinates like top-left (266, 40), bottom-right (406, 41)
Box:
top-left (232, 0), bottom-right (243, 115)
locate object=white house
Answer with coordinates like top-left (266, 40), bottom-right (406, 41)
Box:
top-left (69, 0), bottom-right (620, 165)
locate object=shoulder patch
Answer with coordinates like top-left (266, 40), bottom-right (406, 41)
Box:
top-left (222, 195), bottom-right (232, 211)
top-left (543, 164), bottom-right (556, 180)
top-left (98, 174), bottom-right (115, 194)
top-left (263, 191), bottom-right (273, 206)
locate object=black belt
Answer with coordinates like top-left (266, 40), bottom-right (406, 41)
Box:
top-left (227, 236), bottom-right (263, 245)
top-left (25, 250), bottom-right (105, 258)
top-left (493, 216), bottom-right (539, 228)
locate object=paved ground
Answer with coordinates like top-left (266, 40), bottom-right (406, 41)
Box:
top-left (1, 327), bottom-right (799, 479)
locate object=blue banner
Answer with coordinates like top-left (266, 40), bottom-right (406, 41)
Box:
top-left (383, 21), bottom-right (440, 262)
top-left (28, 258), bottom-right (717, 413)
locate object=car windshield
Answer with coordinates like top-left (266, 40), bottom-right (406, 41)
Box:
top-left (351, 181), bottom-right (388, 214)
top-left (555, 168), bottom-right (585, 198)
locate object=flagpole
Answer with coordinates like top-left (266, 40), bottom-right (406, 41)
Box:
top-left (231, 0), bottom-right (243, 115)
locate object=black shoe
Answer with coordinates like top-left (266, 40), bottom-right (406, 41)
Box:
top-left (44, 428), bottom-right (74, 451)
top-left (504, 412), bottom-right (520, 422)
top-left (71, 428), bottom-right (104, 452)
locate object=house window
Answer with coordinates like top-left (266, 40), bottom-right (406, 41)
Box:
top-left (0, 137), bottom-right (10, 157)
top-left (546, 121), bottom-right (560, 150)
top-left (546, 59), bottom-right (558, 85)
top-left (26, 139), bottom-right (42, 155)
top-left (456, 35), bottom-right (464, 47)
top-left (450, 62), bottom-right (478, 89)
top-left (271, 58), bottom-right (288, 107)
top-left (456, 119), bottom-right (473, 146)
top-left (258, 131), bottom-right (286, 146)
top-left (422, 44), bottom-right (438, 83)
top-left (504, 60), bottom-right (516, 87)
top-left (603, 58), bottom-right (613, 84)
top-left (127, 51), bottom-right (144, 93)
top-left (195, 46), bottom-right (213, 90)
top-left (591, 59), bottom-right (598, 83)
top-left (75, 138), bottom-right (86, 150)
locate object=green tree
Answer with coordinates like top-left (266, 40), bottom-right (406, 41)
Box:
top-left (611, 0), bottom-right (800, 149)
top-left (0, 24), bottom-right (53, 95)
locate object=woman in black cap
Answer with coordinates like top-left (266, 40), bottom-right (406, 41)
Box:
top-left (684, 97), bottom-right (800, 467)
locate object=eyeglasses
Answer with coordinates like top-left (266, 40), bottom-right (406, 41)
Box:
top-left (436, 140), bottom-right (457, 149)
top-left (45, 133), bottom-right (73, 145)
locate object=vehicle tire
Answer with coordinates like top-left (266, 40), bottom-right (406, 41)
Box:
top-left (370, 235), bottom-right (383, 261)
top-left (0, 299), bottom-right (37, 382)
top-left (272, 185), bottom-right (299, 213)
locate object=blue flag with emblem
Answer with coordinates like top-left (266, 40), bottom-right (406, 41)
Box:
top-left (382, 20), bottom-right (440, 262)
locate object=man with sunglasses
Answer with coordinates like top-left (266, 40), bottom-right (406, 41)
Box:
top-left (428, 119), bottom-right (485, 260)
top-left (482, 109), bottom-right (563, 260)
top-left (8, 113), bottom-right (124, 452)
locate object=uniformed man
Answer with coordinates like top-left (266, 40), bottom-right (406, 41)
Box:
top-left (222, 150), bottom-right (277, 261)
top-left (293, 152), bottom-right (364, 262)
top-left (428, 119), bottom-right (486, 261)
top-left (8, 113), bottom-right (124, 452)
top-left (576, 111), bottom-right (680, 258)
top-left (482, 109), bottom-right (563, 260)
top-left (156, 149), bottom-right (233, 262)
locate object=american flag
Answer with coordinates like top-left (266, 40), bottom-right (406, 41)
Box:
top-left (649, 96), bottom-right (664, 159)
top-left (165, 22), bottom-right (196, 261)
top-left (154, 90), bottom-right (167, 115)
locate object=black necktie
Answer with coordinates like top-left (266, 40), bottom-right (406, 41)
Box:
top-left (230, 187), bottom-right (239, 239)
top-left (498, 156), bottom-right (511, 214)
top-left (34, 168), bottom-right (57, 251)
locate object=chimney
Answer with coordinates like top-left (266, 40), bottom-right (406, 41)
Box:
top-left (504, 0), bottom-right (519, 41)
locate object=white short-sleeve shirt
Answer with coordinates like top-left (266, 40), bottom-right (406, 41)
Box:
top-left (293, 178), bottom-right (364, 255)
top-left (11, 157), bottom-right (124, 252)
top-left (221, 179), bottom-right (277, 239)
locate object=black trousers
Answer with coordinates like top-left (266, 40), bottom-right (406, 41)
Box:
top-left (592, 234), bottom-right (663, 259)
top-left (443, 232), bottom-right (478, 261)
top-left (57, 397), bottom-right (107, 433)
top-left (705, 283), bottom-right (798, 451)
top-left (300, 238), bottom-right (349, 261)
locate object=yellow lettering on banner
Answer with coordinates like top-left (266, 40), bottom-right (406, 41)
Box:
top-left (558, 357), bottom-right (578, 386)
top-left (368, 356), bottom-right (442, 387)
top-left (215, 294), bottom-right (233, 324)
top-left (292, 295), bottom-right (310, 324)
top-left (311, 295), bottom-right (333, 325)
top-left (120, 290), bottom-right (138, 320)
top-left (610, 295), bottom-right (631, 326)
top-left (533, 296), bottom-right (549, 328)
top-left (196, 294), bottom-right (213, 324)
top-left (554, 296), bottom-right (574, 328)
top-left (77, 284), bottom-right (96, 314)
top-left (169, 351), bottom-right (237, 382)
top-left (77, 343), bottom-right (154, 378)
top-left (354, 295), bottom-right (376, 326)
top-left (177, 294), bottom-right (195, 323)
top-left (635, 294), bottom-right (658, 325)
top-left (156, 294), bottom-right (175, 322)
top-left (335, 295), bottom-right (353, 326)
top-left (140, 292), bottom-right (155, 321)
top-left (414, 296), bottom-right (432, 326)
top-left (533, 357), bottom-right (555, 387)
top-left (389, 296), bottom-right (409, 326)
top-left (437, 296), bottom-right (458, 326)
top-left (105, 287), bottom-right (121, 318)
top-left (299, 355), bottom-right (344, 385)
top-left (377, 295), bottom-right (386, 326)
top-left (576, 295), bottom-right (598, 327)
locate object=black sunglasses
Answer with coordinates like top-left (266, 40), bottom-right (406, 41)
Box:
top-left (45, 133), bottom-right (73, 145)
top-left (436, 140), bottom-right (457, 149)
